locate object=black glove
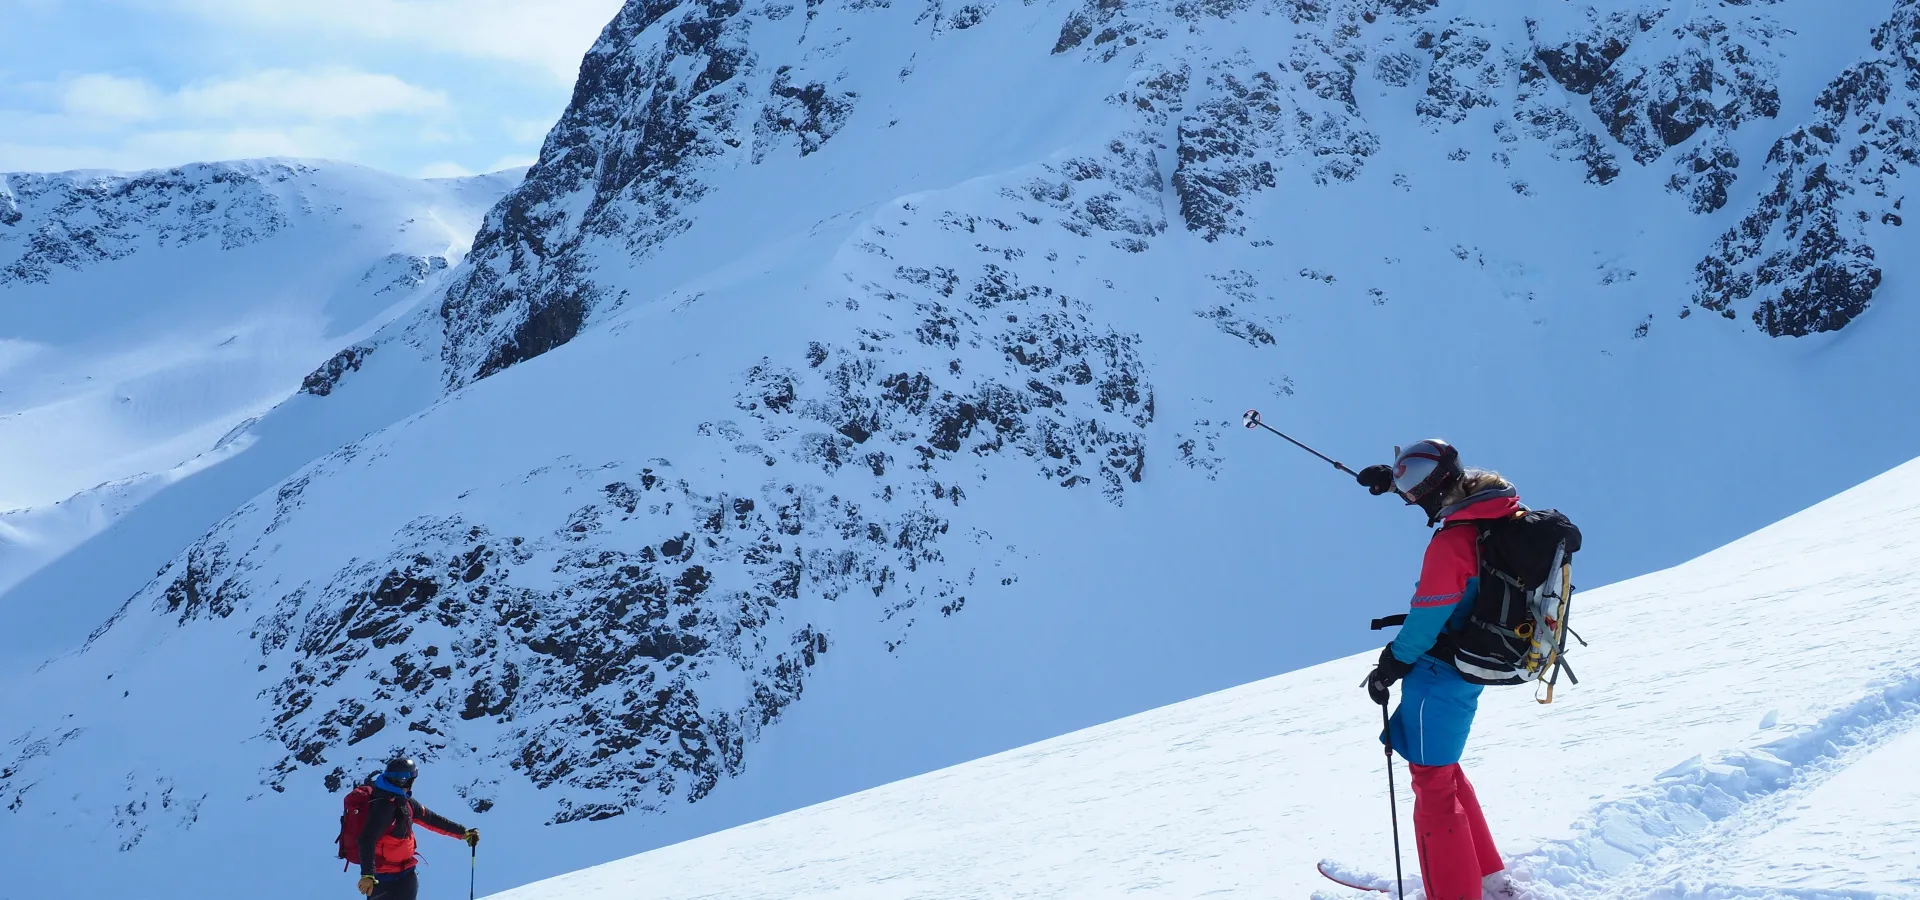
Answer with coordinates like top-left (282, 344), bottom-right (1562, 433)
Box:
top-left (1364, 645), bottom-right (1415, 705)
top-left (1356, 464), bottom-right (1396, 496)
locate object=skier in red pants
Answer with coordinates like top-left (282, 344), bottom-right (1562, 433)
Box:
top-left (1357, 440), bottom-right (1513, 900)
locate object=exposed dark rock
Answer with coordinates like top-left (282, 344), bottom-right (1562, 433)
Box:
top-left (438, 0), bottom-right (760, 386)
top-left (761, 260), bottom-right (1152, 500)
top-left (1052, 9), bottom-right (1095, 54)
top-left (1049, 0), bottom-right (1167, 62)
top-left (1668, 141), bottom-right (1741, 213)
top-left (1597, 18), bottom-right (1780, 164)
top-left (1693, 0), bottom-right (1920, 336)
top-left (163, 463), bottom-right (917, 819)
top-left (161, 544), bottom-right (248, 622)
top-left (753, 67), bottom-right (859, 161)
top-left (1373, 51), bottom-right (1420, 88)
top-left (1380, 0), bottom-right (1437, 14)
top-left (0, 162), bottom-right (299, 286)
top-left (1417, 25), bottom-right (1499, 125)
top-left (302, 345), bottom-right (377, 397)
top-left (1535, 10), bottom-right (1779, 168)
top-left (1534, 15), bottom-right (1636, 96)
top-left (1173, 0), bottom-right (1250, 23)
top-left (1175, 72), bottom-right (1282, 240)
top-left (0, 182), bottom-right (20, 227)
top-left (359, 253), bottom-right (449, 298)
top-left (946, 3), bottom-right (988, 28)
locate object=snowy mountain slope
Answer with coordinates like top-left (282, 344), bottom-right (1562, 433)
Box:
top-left (10, 0), bottom-right (1920, 897)
top-left (0, 161), bottom-right (521, 596)
top-left (495, 452), bottom-right (1920, 900)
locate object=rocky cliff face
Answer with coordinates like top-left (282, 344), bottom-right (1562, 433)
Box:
top-left (127, 150), bottom-right (1160, 822)
top-left (437, 0), bottom-right (863, 386)
top-left (435, 0), bottom-right (1914, 394)
top-left (402, 0), bottom-right (1920, 815)
top-left (1696, 0), bottom-right (1920, 336)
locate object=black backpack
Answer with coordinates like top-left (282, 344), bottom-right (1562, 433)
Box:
top-left (1442, 508), bottom-right (1582, 688)
top-left (1375, 509), bottom-right (1584, 694)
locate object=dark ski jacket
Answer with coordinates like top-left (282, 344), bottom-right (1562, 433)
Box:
top-left (359, 784), bottom-right (467, 877)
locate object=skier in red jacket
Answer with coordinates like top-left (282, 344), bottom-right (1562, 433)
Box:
top-left (355, 759), bottom-right (480, 899)
top-left (1356, 440), bottom-right (1514, 900)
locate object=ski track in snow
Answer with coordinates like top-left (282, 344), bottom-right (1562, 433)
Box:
top-left (1504, 669), bottom-right (1920, 900)
top-left (1308, 671), bottom-right (1920, 900)
top-left (1315, 675), bottom-right (1920, 900)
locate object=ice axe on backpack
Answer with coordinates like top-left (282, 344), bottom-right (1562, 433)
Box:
top-left (1535, 560), bottom-right (1587, 705)
top-left (1242, 410), bottom-right (1358, 477)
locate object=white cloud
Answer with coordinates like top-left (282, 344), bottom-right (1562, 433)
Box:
top-left (120, 126), bottom-right (320, 161)
top-left (58, 69), bottom-right (446, 125)
top-left (164, 0), bottom-right (628, 82)
top-left (174, 69), bottom-right (448, 121)
top-left (3, 68), bottom-right (446, 174)
top-left (1, 124), bottom-right (334, 174)
top-left (62, 74), bottom-right (163, 121)
top-left (4, 0), bottom-right (599, 176)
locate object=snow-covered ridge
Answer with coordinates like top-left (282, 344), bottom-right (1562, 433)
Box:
top-left (0, 160), bottom-right (520, 594)
top-left (495, 452), bottom-right (1920, 900)
top-left (0, 160), bottom-right (310, 286)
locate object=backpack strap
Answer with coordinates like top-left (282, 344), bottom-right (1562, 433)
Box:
top-left (1464, 512), bottom-right (1533, 590)
top-left (1485, 566), bottom-right (1528, 591)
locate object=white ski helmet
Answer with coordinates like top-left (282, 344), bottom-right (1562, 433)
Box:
top-left (1392, 439), bottom-right (1462, 503)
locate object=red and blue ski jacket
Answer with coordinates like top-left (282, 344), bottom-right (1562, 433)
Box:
top-left (1389, 492), bottom-right (1524, 666)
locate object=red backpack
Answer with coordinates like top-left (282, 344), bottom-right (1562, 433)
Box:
top-left (337, 784), bottom-right (375, 865)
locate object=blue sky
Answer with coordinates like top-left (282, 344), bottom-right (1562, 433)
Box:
top-left (0, 0), bottom-right (626, 177)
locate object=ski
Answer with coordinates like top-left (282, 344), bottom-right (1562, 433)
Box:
top-left (1316, 859), bottom-right (1408, 896)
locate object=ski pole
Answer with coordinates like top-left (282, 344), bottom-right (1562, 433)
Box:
top-left (1382, 703), bottom-right (1407, 900)
top-left (471, 843), bottom-right (477, 900)
top-left (1241, 409), bottom-right (1358, 477)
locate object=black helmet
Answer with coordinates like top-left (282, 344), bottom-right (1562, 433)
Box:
top-left (383, 758), bottom-right (419, 789)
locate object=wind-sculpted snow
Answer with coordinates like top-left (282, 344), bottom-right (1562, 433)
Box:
top-left (0, 161), bottom-right (306, 285)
